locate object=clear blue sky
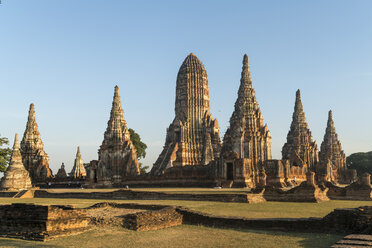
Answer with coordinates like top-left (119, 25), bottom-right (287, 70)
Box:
top-left (1, 0), bottom-right (371, 174)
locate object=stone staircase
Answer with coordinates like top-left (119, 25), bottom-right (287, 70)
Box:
top-left (331, 234), bottom-right (372, 247)
top-left (13, 190), bottom-right (34, 198)
top-left (221, 180), bottom-right (233, 188)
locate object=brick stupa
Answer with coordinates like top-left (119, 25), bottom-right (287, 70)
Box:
top-left (317, 110), bottom-right (347, 182)
top-left (55, 163), bottom-right (67, 179)
top-left (282, 90), bottom-right (319, 170)
top-left (20, 104), bottom-right (53, 183)
top-left (96, 86), bottom-right (140, 186)
top-left (70, 146), bottom-right (87, 178)
top-left (1, 134), bottom-right (32, 191)
top-left (220, 55), bottom-right (272, 187)
top-left (222, 54), bottom-right (272, 164)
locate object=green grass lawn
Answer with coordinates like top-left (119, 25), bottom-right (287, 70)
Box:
top-left (0, 197), bottom-right (371, 219)
top-left (0, 225), bottom-right (342, 248)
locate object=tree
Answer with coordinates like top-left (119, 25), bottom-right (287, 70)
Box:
top-left (0, 135), bottom-right (12, 172)
top-left (346, 151), bottom-right (372, 176)
top-left (128, 128), bottom-right (148, 173)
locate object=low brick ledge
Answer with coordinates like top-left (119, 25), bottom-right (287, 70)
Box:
top-left (33, 189), bottom-right (259, 203)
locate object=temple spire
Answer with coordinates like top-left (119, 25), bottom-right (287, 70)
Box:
top-left (110, 85), bottom-right (125, 125)
top-left (104, 85), bottom-right (128, 142)
top-left (319, 110), bottom-right (346, 173)
top-left (76, 146), bottom-right (81, 158)
top-left (21, 103), bottom-right (53, 182)
top-left (151, 53), bottom-right (221, 175)
top-left (0, 133), bottom-right (32, 190)
top-left (221, 54), bottom-right (271, 187)
top-left (10, 134), bottom-right (22, 167)
top-left (241, 54), bottom-right (252, 87)
top-left (25, 103), bottom-right (38, 135)
top-left (282, 90), bottom-right (319, 169)
top-left (70, 146), bottom-right (86, 178)
top-left (294, 89), bottom-right (304, 114)
top-left (13, 133), bottom-right (20, 151)
top-left (328, 110), bottom-right (334, 128)
top-left (114, 85), bottom-right (120, 97)
top-left (96, 85), bottom-right (140, 185)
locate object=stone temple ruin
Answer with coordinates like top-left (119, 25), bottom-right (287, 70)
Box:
top-left (0, 134), bottom-right (32, 191)
top-left (70, 146), bottom-right (87, 179)
top-left (91, 86), bottom-right (140, 187)
top-left (151, 53), bottom-right (221, 176)
top-left (317, 110), bottom-right (348, 183)
top-left (0, 53), bottom-right (361, 200)
top-left (282, 89), bottom-right (319, 171)
top-left (220, 54), bottom-right (271, 188)
top-left (20, 103), bottom-right (53, 184)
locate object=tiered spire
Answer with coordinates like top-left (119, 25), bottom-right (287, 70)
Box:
top-left (282, 90), bottom-right (319, 169)
top-left (319, 110), bottom-right (346, 171)
top-left (0, 134), bottom-right (32, 191)
top-left (20, 103), bottom-right (53, 182)
top-left (70, 146), bottom-right (87, 178)
top-left (55, 163), bottom-right (67, 178)
top-left (240, 54), bottom-right (252, 86)
top-left (97, 86), bottom-right (140, 185)
top-left (104, 86), bottom-right (128, 143)
top-left (10, 134), bottom-right (22, 167)
top-left (151, 53), bottom-right (221, 175)
top-left (222, 54), bottom-right (271, 165)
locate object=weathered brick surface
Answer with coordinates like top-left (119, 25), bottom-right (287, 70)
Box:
top-left (1, 202), bottom-right (372, 242)
top-left (20, 104), bottom-right (53, 183)
top-left (177, 207), bottom-right (323, 232)
top-left (151, 53), bottom-right (221, 176)
top-left (34, 189), bottom-right (262, 203)
top-left (0, 203), bottom-right (90, 241)
top-left (263, 172), bottom-right (329, 202)
top-left (123, 207), bottom-right (183, 231)
top-left (94, 86), bottom-right (140, 187)
top-left (220, 55), bottom-right (271, 189)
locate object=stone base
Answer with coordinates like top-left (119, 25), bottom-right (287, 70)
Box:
top-left (0, 204), bottom-right (90, 241)
top-left (263, 183), bottom-right (330, 202)
top-left (123, 207), bottom-right (183, 231)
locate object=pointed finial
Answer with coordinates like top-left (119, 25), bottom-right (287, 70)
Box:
top-left (189, 52), bottom-right (195, 56)
top-left (13, 133), bottom-right (20, 150)
top-left (28, 103), bottom-right (35, 117)
top-left (114, 85), bottom-right (120, 96)
top-left (328, 110), bottom-right (333, 120)
top-left (61, 162), bottom-right (65, 169)
top-left (240, 54), bottom-right (252, 86)
top-left (294, 89), bottom-right (304, 113)
top-left (76, 146), bottom-right (81, 157)
top-left (27, 103), bottom-right (36, 123)
top-left (243, 54), bottom-right (249, 65)
top-left (296, 89), bottom-right (301, 100)
top-left (327, 110), bottom-right (335, 128)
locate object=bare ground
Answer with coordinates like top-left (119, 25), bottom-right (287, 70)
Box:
top-left (86, 206), bottom-right (144, 226)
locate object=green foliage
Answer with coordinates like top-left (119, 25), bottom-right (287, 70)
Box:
top-left (346, 151), bottom-right (372, 176)
top-left (129, 128), bottom-right (148, 173)
top-left (0, 135), bottom-right (12, 172)
top-left (139, 162), bottom-right (149, 174)
top-left (129, 128), bottom-right (147, 160)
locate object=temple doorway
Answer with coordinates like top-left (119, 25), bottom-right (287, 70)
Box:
top-left (226, 162), bottom-right (234, 180)
top-left (94, 169), bottom-right (98, 183)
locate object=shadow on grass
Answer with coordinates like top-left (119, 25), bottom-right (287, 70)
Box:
top-left (223, 228), bottom-right (342, 248)
top-left (0, 238), bottom-right (62, 248)
top-left (0, 226), bottom-right (343, 248)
